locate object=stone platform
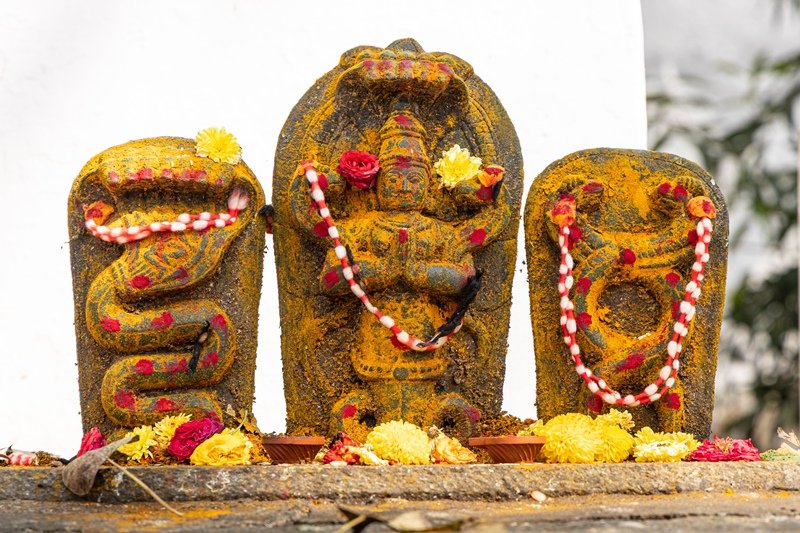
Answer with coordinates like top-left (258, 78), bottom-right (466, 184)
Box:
top-left (2, 463), bottom-right (800, 531)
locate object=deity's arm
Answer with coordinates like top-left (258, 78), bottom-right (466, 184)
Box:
top-left (317, 247), bottom-right (397, 296)
top-left (456, 182), bottom-right (513, 250)
top-left (288, 170), bottom-right (346, 237)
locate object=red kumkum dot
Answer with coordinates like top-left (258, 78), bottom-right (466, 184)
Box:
top-left (155, 398), bottom-right (177, 412)
top-left (576, 277), bottom-right (592, 294)
top-left (201, 352), bottom-right (219, 368)
top-left (114, 390), bottom-right (135, 409)
top-left (465, 406), bottom-right (481, 422)
top-left (665, 272), bottom-right (681, 287)
top-left (134, 359), bottom-right (154, 375)
top-left (130, 275), bottom-right (151, 289)
top-left (340, 404), bottom-right (357, 419)
top-left (150, 312), bottom-right (174, 330)
top-left (174, 267), bottom-right (188, 280)
top-left (211, 314), bottom-right (227, 330)
top-left (570, 226), bottom-right (583, 242)
top-left (469, 228), bottom-right (487, 246)
top-left (576, 312), bottom-right (593, 329)
top-left (398, 228), bottom-right (408, 244)
top-left (671, 300), bottom-right (681, 319)
top-left (167, 359), bottom-right (188, 373)
top-left (657, 182), bottom-right (672, 195)
top-left (476, 186), bottom-right (494, 202)
top-left (673, 185), bottom-right (689, 202)
top-left (620, 249), bottom-right (636, 265)
top-left (587, 394), bottom-right (604, 414)
top-left (687, 229), bottom-right (698, 246)
top-left (313, 221), bottom-right (328, 237)
top-left (582, 181), bottom-right (603, 193)
top-left (395, 155), bottom-right (411, 169)
top-left (101, 316), bottom-right (121, 332)
top-left (323, 270), bottom-right (340, 289)
top-left (395, 114), bottom-right (411, 126)
top-left (664, 393), bottom-right (681, 410)
top-left (616, 352), bottom-right (645, 371)
top-left (317, 173), bottom-right (328, 191)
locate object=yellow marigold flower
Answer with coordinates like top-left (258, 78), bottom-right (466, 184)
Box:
top-left (632, 427), bottom-right (698, 462)
top-left (433, 144), bottom-right (482, 189)
top-left (190, 428), bottom-right (252, 466)
top-left (366, 420), bottom-right (431, 465)
top-left (195, 127), bottom-right (242, 165)
top-left (118, 425), bottom-right (157, 462)
top-left (529, 412), bottom-right (633, 463)
top-left (153, 413), bottom-right (191, 447)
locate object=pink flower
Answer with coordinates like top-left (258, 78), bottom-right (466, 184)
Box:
top-left (77, 427), bottom-right (106, 457)
top-left (337, 151), bottom-right (380, 189)
top-left (167, 415), bottom-right (224, 461)
top-left (689, 436), bottom-right (761, 462)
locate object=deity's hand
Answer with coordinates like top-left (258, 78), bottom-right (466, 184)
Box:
top-left (288, 166), bottom-right (346, 237)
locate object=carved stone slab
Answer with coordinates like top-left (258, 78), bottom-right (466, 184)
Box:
top-left (272, 39), bottom-right (523, 441)
top-left (525, 149), bottom-right (727, 436)
top-left (68, 136), bottom-right (266, 434)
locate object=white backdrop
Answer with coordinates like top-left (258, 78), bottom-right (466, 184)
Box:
top-left (0, 0), bottom-right (646, 456)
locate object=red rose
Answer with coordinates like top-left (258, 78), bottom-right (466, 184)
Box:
top-left (167, 415), bottom-right (224, 461)
top-left (76, 427), bottom-right (106, 457)
top-left (337, 151), bottom-right (380, 189)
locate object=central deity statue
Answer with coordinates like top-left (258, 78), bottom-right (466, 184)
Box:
top-left (272, 38), bottom-right (523, 441)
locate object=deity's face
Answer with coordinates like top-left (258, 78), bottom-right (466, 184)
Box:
top-left (376, 155), bottom-right (429, 211)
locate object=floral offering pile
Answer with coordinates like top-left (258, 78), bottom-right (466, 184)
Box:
top-left (78, 413), bottom-right (258, 467)
top-left (316, 421), bottom-right (477, 466)
top-left (515, 409), bottom-right (776, 464)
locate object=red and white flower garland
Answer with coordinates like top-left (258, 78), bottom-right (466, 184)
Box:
top-left (556, 199), bottom-right (715, 406)
top-left (84, 189), bottom-right (249, 244)
top-left (300, 159), bottom-right (459, 352)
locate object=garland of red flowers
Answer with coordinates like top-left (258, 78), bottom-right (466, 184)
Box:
top-left (299, 159), bottom-right (462, 352)
top-left (552, 193), bottom-right (717, 406)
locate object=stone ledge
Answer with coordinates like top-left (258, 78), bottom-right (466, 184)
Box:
top-left (2, 462), bottom-right (799, 503)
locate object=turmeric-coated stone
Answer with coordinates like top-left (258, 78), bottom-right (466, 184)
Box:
top-left (68, 136), bottom-right (266, 435)
top-left (524, 149), bottom-right (727, 436)
top-left (272, 38), bottom-right (523, 441)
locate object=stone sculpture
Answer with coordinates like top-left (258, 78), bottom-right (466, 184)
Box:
top-left (272, 38), bottom-right (523, 441)
top-left (525, 148), bottom-right (727, 436)
top-left (69, 135), bottom-right (266, 435)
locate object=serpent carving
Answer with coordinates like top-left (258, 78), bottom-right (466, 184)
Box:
top-left (525, 149), bottom-right (728, 435)
top-left (69, 137), bottom-right (266, 432)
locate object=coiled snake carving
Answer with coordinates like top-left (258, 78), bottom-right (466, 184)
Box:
top-left (73, 138), bottom-right (261, 428)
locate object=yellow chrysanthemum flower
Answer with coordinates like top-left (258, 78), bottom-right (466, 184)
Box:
top-left (632, 426), bottom-right (698, 462)
top-left (190, 428), bottom-right (253, 466)
top-left (597, 409), bottom-right (635, 430)
top-left (153, 413), bottom-right (192, 447)
top-left (597, 423), bottom-right (635, 463)
top-left (433, 144), bottom-right (482, 189)
top-left (118, 425), bottom-right (157, 462)
top-left (366, 420), bottom-right (431, 465)
top-left (429, 427), bottom-right (477, 464)
top-left (195, 127), bottom-right (242, 165)
top-left (524, 412), bottom-right (633, 464)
